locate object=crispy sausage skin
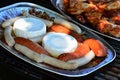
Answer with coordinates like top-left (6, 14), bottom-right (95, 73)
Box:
top-left (58, 43), bottom-right (90, 61)
top-left (14, 37), bottom-right (49, 55)
top-left (84, 38), bottom-right (107, 57)
top-left (48, 24), bottom-right (83, 42)
top-left (58, 38), bottom-right (107, 61)
top-left (4, 26), bottom-right (15, 47)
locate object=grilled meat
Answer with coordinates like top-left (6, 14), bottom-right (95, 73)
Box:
top-left (64, 0), bottom-right (120, 37)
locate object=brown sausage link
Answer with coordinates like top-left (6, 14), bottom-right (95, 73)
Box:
top-left (14, 37), bottom-right (49, 55)
top-left (48, 24), bottom-right (83, 42)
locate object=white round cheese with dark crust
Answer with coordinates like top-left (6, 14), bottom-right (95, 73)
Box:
top-left (13, 17), bottom-right (46, 39)
top-left (42, 32), bottom-right (78, 57)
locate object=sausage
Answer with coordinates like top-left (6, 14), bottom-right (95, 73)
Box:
top-left (83, 38), bottom-right (107, 57)
top-left (58, 43), bottom-right (90, 61)
top-left (14, 44), bottom-right (45, 63)
top-left (2, 16), bottom-right (25, 28)
top-left (44, 50), bottom-right (95, 69)
top-left (27, 14), bottom-right (53, 27)
top-left (48, 24), bottom-right (70, 34)
top-left (14, 43), bottom-right (78, 69)
top-left (14, 37), bottom-right (49, 55)
top-left (14, 37), bottom-right (95, 69)
top-left (54, 18), bottom-right (82, 34)
top-left (49, 24), bottom-right (83, 42)
top-left (4, 26), bottom-right (15, 46)
top-left (14, 43), bottom-right (94, 69)
top-left (39, 54), bottom-right (78, 69)
top-left (68, 50), bottom-right (95, 67)
top-left (2, 14), bottom-right (53, 28)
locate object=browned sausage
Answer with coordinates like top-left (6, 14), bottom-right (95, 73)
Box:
top-left (84, 38), bottom-right (107, 57)
top-left (58, 43), bottom-right (91, 61)
top-left (48, 24), bottom-right (83, 42)
top-left (14, 37), bottom-right (49, 55)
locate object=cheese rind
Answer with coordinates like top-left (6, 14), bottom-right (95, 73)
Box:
top-left (13, 17), bottom-right (46, 38)
top-left (42, 32), bottom-right (78, 57)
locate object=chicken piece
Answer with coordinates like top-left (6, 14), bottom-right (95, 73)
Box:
top-left (97, 18), bottom-right (112, 33)
top-left (99, 0), bottom-right (120, 11)
top-left (69, 0), bottom-right (87, 8)
top-left (63, 0), bottom-right (69, 6)
top-left (112, 15), bottom-right (120, 25)
top-left (85, 11), bottom-right (102, 25)
top-left (84, 2), bottom-right (98, 12)
top-left (103, 9), bottom-right (120, 18)
top-left (67, 0), bottom-right (97, 15)
top-left (98, 18), bottom-right (120, 37)
top-left (67, 0), bottom-right (84, 15)
top-left (91, 0), bottom-right (112, 3)
top-left (75, 15), bottom-right (86, 23)
top-left (109, 26), bottom-right (120, 37)
top-left (67, 8), bottom-right (84, 15)
top-left (64, 0), bottom-right (120, 37)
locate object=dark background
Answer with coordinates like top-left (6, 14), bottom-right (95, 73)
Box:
top-left (0, 0), bottom-right (120, 80)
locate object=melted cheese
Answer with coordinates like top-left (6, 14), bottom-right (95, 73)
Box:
top-left (42, 32), bottom-right (78, 57)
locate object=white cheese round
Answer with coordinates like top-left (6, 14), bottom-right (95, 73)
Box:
top-left (13, 17), bottom-right (46, 39)
top-left (42, 32), bottom-right (78, 57)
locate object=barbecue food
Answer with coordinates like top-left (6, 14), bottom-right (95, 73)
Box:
top-left (58, 43), bottom-right (91, 61)
top-left (14, 37), bottom-right (49, 55)
top-left (83, 38), bottom-right (107, 57)
top-left (48, 24), bottom-right (83, 42)
top-left (14, 37), bottom-right (95, 69)
top-left (63, 0), bottom-right (120, 37)
top-left (13, 17), bottom-right (46, 39)
top-left (42, 32), bottom-right (78, 57)
top-left (4, 26), bottom-right (15, 46)
top-left (1, 8), bottom-right (108, 69)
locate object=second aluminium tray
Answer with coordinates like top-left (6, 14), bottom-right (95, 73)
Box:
top-left (51, 0), bottom-right (120, 41)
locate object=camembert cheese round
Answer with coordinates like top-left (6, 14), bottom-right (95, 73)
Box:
top-left (42, 32), bottom-right (78, 57)
top-left (13, 17), bottom-right (46, 39)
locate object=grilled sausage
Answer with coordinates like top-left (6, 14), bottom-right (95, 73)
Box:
top-left (4, 26), bottom-right (15, 46)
